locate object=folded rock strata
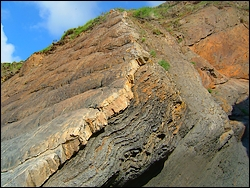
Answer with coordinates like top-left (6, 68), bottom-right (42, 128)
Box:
top-left (1, 3), bottom-right (249, 187)
top-left (1, 11), bottom-right (149, 186)
top-left (1, 10), bottom-right (186, 187)
top-left (43, 63), bottom-right (186, 187)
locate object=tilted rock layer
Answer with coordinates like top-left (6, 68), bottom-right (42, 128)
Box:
top-left (1, 1), bottom-right (249, 187)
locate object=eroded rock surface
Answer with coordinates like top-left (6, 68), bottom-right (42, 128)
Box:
top-left (43, 63), bottom-right (186, 187)
top-left (1, 2), bottom-right (249, 187)
top-left (1, 11), bottom-right (150, 186)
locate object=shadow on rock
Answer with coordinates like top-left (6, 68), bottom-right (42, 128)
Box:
top-left (228, 97), bottom-right (249, 156)
top-left (122, 157), bottom-right (166, 187)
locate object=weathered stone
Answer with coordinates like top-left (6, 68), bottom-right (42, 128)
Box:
top-left (43, 63), bottom-right (186, 187)
top-left (1, 12), bottom-right (146, 187)
top-left (190, 24), bottom-right (249, 79)
top-left (1, 2), bottom-right (249, 187)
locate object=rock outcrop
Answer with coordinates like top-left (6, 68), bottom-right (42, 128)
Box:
top-left (1, 1), bottom-right (249, 187)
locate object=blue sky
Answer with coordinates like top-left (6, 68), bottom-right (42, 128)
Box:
top-left (1, 1), bottom-right (165, 63)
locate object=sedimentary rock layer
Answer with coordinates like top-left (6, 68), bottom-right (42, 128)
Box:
top-left (43, 63), bottom-right (186, 187)
top-left (1, 2), bottom-right (249, 187)
top-left (1, 11), bottom-right (151, 186)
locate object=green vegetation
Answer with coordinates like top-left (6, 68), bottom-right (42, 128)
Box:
top-left (131, 1), bottom-right (248, 36)
top-left (208, 88), bottom-right (212, 93)
top-left (40, 45), bottom-right (53, 53)
top-left (166, 27), bottom-right (173, 34)
top-left (150, 50), bottom-right (156, 57)
top-left (141, 37), bottom-right (146, 42)
top-left (1, 61), bottom-right (23, 70)
top-left (116, 8), bottom-right (126, 12)
top-left (131, 2), bottom-right (175, 20)
top-left (177, 37), bottom-right (183, 43)
top-left (158, 60), bottom-right (170, 71)
top-left (38, 1), bottom-right (249, 55)
top-left (172, 18), bottom-right (181, 29)
top-left (132, 7), bottom-right (161, 19)
top-left (39, 11), bottom-right (109, 54)
top-left (191, 61), bottom-right (196, 65)
top-left (1, 61), bottom-right (24, 82)
top-left (61, 12), bottom-right (109, 40)
top-left (152, 28), bottom-right (162, 35)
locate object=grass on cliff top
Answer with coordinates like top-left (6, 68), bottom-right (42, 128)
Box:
top-left (1, 61), bottom-right (24, 80)
top-left (60, 8), bottom-right (128, 41)
top-left (39, 8), bottom-right (130, 54)
top-left (132, 6), bottom-right (161, 19)
top-left (39, 11), bottom-right (110, 53)
top-left (131, 1), bottom-right (248, 21)
top-left (132, 1), bottom-right (202, 20)
top-left (39, 1), bottom-right (248, 53)
top-left (1, 61), bottom-right (23, 71)
top-left (40, 45), bottom-right (53, 53)
top-left (60, 12), bottom-right (109, 41)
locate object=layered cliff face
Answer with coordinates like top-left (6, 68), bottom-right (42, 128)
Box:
top-left (1, 1), bottom-right (249, 187)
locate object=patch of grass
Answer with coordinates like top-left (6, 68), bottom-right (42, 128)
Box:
top-left (185, 4), bottom-right (196, 12)
top-left (150, 2), bottom-right (173, 18)
top-left (166, 27), bottom-right (173, 34)
top-left (191, 61), bottom-right (196, 65)
top-left (141, 37), bottom-right (146, 42)
top-left (242, 6), bottom-right (249, 11)
top-left (1, 61), bottom-right (24, 82)
top-left (172, 18), bottom-right (181, 28)
top-left (1, 61), bottom-right (23, 71)
top-left (177, 37), bottom-right (183, 43)
top-left (61, 28), bottom-right (74, 40)
top-left (132, 7), bottom-right (152, 18)
top-left (132, 6), bottom-right (160, 19)
top-left (198, 1), bottom-right (209, 6)
top-left (40, 45), bottom-right (53, 53)
top-left (60, 12), bottom-right (109, 40)
top-left (158, 60), bottom-right (170, 71)
top-left (39, 11), bottom-right (109, 54)
top-left (115, 8), bottom-right (126, 12)
top-left (150, 50), bottom-right (156, 57)
top-left (208, 88), bottom-right (213, 93)
top-left (153, 28), bottom-right (162, 35)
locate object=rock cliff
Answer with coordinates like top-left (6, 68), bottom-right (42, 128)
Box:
top-left (1, 1), bottom-right (249, 187)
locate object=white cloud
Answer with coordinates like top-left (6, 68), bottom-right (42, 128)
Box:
top-left (1, 23), bottom-right (20, 63)
top-left (147, 1), bottom-right (166, 7)
top-left (32, 1), bottom-right (99, 37)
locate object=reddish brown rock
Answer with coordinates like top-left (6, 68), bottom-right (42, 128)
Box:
top-left (190, 24), bottom-right (249, 79)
